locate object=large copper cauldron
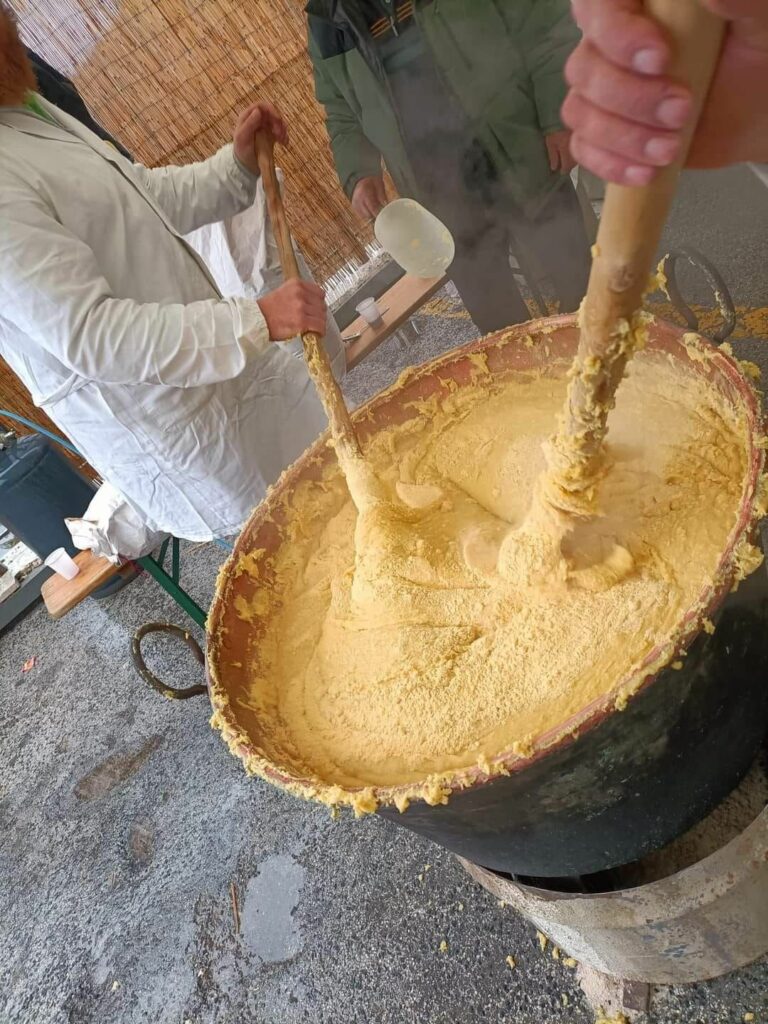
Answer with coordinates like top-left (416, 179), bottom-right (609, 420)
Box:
top-left (207, 314), bottom-right (768, 877)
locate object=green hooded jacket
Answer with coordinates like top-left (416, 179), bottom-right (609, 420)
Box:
top-left (306, 0), bottom-right (580, 215)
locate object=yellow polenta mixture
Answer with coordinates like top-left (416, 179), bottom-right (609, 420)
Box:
top-left (231, 347), bottom-right (759, 808)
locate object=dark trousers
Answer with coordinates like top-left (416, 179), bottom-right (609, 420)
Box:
top-left (426, 179), bottom-right (592, 335)
top-left (385, 54), bottom-right (591, 334)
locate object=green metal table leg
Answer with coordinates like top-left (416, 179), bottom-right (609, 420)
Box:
top-left (171, 537), bottom-right (181, 584)
top-left (137, 554), bottom-right (207, 629)
top-left (131, 539), bottom-right (209, 698)
top-left (156, 536), bottom-right (171, 572)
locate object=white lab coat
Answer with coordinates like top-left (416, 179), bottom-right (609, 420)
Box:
top-left (0, 96), bottom-right (342, 541)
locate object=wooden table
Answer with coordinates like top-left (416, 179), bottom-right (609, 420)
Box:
top-left (41, 549), bottom-right (121, 620)
top-left (344, 273), bottom-right (447, 370)
top-left (39, 539), bottom-right (208, 629)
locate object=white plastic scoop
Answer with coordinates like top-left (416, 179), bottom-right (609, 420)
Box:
top-left (375, 198), bottom-right (455, 278)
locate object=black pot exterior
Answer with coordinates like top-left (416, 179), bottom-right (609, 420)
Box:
top-left (379, 555), bottom-right (768, 877)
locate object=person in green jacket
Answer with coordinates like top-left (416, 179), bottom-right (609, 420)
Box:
top-left (306, 0), bottom-right (592, 333)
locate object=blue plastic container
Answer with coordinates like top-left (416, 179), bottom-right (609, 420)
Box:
top-left (0, 432), bottom-right (95, 559)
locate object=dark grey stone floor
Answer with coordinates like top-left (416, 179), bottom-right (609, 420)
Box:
top-left (2, 165), bottom-right (768, 1024)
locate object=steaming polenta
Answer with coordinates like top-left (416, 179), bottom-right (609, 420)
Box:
top-left (227, 345), bottom-right (759, 810)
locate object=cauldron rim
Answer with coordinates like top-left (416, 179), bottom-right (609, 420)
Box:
top-left (207, 313), bottom-right (767, 811)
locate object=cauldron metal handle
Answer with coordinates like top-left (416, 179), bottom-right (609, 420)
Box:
top-left (662, 247), bottom-right (737, 343)
top-left (131, 622), bottom-right (207, 700)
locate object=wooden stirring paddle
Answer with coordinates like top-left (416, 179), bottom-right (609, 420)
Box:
top-left (253, 134), bottom-right (474, 611)
top-left (496, 0), bottom-right (725, 587)
top-left (543, 0), bottom-right (725, 519)
top-left (254, 133), bottom-right (362, 468)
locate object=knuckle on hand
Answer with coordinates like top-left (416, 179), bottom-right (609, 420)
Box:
top-left (590, 66), bottom-right (665, 125)
top-left (581, 102), bottom-right (607, 144)
top-left (564, 48), bottom-right (583, 88)
top-left (600, 152), bottom-right (627, 183)
top-left (569, 133), bottom-right (586, 165)
top-left (560, 91), bottom-right (581, 130)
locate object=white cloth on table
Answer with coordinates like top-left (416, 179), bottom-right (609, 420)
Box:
top-left (65, 482), bottom-right (166, 562)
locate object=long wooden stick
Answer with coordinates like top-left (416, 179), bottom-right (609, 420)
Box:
top-left (545, 0), bottom-right (724, 517)
top-left (254, 133), bottom-right (362, 462)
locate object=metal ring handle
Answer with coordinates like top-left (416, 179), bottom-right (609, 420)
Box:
top-left (131, 622), bottom-right (207, 700)
top-left (662, 247), bottom-right (737, 343)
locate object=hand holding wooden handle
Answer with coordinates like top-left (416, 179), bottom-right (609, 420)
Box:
top-left (254, 132), bottom-right (362, 461)
top-left (545, 0), bottom-right (725, 517)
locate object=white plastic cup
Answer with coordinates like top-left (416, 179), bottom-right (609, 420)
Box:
top-left (44, 547), bottom-right (80, 581)
top-left (355, 297), bottom-right (383, 325)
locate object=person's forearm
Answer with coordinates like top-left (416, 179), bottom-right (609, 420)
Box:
top-left (73, 295), bottom-right (269, 387)
top-left (132, 144), bottom-right (259, 236)
top-left (1, 182), bottom-right (328, 386)
top-left (16, 292), bottom-right (269, 389)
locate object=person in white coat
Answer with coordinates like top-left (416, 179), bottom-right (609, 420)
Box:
top-left (0, 4), bottom-right (342, 543)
